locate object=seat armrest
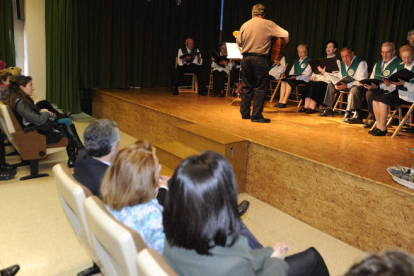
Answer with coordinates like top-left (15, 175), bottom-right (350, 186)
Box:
top-left (23, 124), bottom-right (52, 133)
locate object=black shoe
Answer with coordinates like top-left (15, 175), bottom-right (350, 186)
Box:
top-left (173, 86), bottom-right (179, 95)
top-left (0, 264), bottom-right (20, 276)
top-left (219, 90), bottom-right (225, 97)
top-left (372, 128), bottom-right (388, 136)
top-left (347, 117), bottom-right (363, 124)
top-left (278, 103), bottom-right (287, 108)
top-left (318, 109), bottom-right (334, 117)
top-left (63, 124), bottom-right (84, 154)
top-left (0, 163), bottom-right (16, 171)
top-left (368, 127), bottom-right (378, 134)
top-left (298, 107), bottom-right (307, 113)
top-left (0, 170), bottom-right (16, 180)
top-left (238, 200), bottom-right (250, 217)
top-left (363, 120), bottom-right (376, 129)
top-left (198, 92), bottom-right (206, 96)
top-left (251, 118), bottom-right (271, 123)
top-left (242, 115), bottom-right (251, 120)
top-left (305, 109), bottom-right (318, 114)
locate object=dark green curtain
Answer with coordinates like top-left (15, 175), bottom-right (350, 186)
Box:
top-left (45, 0), bottom-right (80, 113)
top-left (0, 0), bottom-right (16, 67)
top-left (77, 0), bottom-right (222, 93)
top-left (222, 0), bottom-right (414, 70)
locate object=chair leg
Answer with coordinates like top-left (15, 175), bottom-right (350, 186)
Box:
top-left (77, 263), bottom-right (100, 276)
top-left (20, 160), bottom-right (49, 181)
top-left (392, 104), bottom-right (414, 138)
top-left (270, 80), bottom-right (282, 103)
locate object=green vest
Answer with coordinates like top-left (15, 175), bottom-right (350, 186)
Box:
top-left (181, 46), bottom-right (196, 63)
top-left (374, 57), bottom-right (402, 80)
top-left (293, 57), bottom-right (309, 75)
top-left (340, 56), bottom-right (363, 77)
top-left (396, 64), bottom-right (414, 91)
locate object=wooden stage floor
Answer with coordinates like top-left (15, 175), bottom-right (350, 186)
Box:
top-left (95, 87), bottom-right (413, 194)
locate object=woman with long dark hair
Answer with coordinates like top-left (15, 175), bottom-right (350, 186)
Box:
top-left (6, 75), bottom-right (83, 167)
top-left (163, 151), bottom-right (330, 276)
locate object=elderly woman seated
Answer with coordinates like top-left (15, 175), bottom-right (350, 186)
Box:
top-left (274, 44), bottom-right (312, 108)
top-left (370, 45), bottom-right (414, 136)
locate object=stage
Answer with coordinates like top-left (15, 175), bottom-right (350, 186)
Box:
top-left (92, 87), bottom-right (414, 253)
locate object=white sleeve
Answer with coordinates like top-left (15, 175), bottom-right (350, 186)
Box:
top-left (191, 48), bottom-right (202, 65)
top-left (405, 82), bottom-right (414, 92)
top-left (369, 63), bottom-right (377, 79)
top-left (177, 49), bottom-right (184, 66)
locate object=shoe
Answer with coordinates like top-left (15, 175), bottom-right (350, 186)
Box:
top-left (251, 118), bottom-right (271, 123)
top-left (278, 103), bottom-right (287, 108)
top-left (363, 120), bottom-right (376, 129)
top-left (372, 128), bottom-right (388, 136)
top-left (173, 86), bottom-right (179, 95)
top-left (241, 115), bottom-right (251, 120)
top-left (342, 111), bottom-right (353, 122)
top-left (0, 169), bottom-right (15, 180)
top-left (63, 124), bottom-right (84, 154)
top-left (238, 200), bottom-right (250, 217)
top-left (368, 127), bottom-right (378, 134)
top-left (210, 91), bottom-right (216, 97)
top-left (66, 139), bottom-right (76, 168)
top-left (305, 109), bottom-right (318, 114)
top-left (318, 109), bottom-right (334, 117)
top-left (198, 92), bottom-right (207, 96)
top-left (0, 264), bottom-right (20, 276)
top-left (347, 117), bottom-right (363, 124)
top-left (0, 163), bottom-right (16, 171)
top-left (298, 107), bottom-right (307, 113)
top-left (219, 90), bottom-right (225, 97)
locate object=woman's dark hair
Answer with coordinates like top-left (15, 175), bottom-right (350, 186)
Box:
top-left (327, 39), bottom-right (338, 50)
top-left (6, 75), bottom-right (34, 108)
top-left (163, 151), bottom-right (242, 255)
top-left (345, 250), bottom-right (414, 276)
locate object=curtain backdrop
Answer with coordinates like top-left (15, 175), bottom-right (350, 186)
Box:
top-left (45, 0), bottom-right (80, 113)
top-left (0, 0), bottom-right (16, 67)
top-left (222, 0), bottom-right (414, 70)
top-left (77, 0), bottom-right (221, 93)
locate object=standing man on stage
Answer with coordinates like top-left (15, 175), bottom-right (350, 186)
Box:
top-left (236, 3), bottom-right (289, 123)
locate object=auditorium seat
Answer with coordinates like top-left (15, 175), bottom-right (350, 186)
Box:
top-left (84, 196), bottom-right (147, 276)
top-left (53, 163), bottom-right (101, 276)
top-left (136, 248), bottom-right (177, 276)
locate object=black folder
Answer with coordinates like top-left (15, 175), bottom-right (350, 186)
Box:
top-left (308, 57), bottom-right (339, 74)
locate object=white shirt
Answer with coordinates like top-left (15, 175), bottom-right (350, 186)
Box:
top-left (177, 47), bottom-right (203, 66)
top-left (269, 57), bottom-right (286, 79)
top-left (398, 61), bottom-right (414, 102)
top-left (211, 53), bottom-right (233, 75)
top-left (370, 56), bottom-right (399, 91)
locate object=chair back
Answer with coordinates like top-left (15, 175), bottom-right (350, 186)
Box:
top-left (53, 164), bottom-right (98, 258)
top-left (0, 103), bottom-right (20, 150)
top-left (84, 196), bottom-right (147, 276)
top-left (136, 248), bottom-right (177, 276)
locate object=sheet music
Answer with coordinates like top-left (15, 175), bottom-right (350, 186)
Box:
top-left (226, 43), bottom-right (243, 59)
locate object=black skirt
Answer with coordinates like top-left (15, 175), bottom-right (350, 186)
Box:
top-left (301, 81), bottom-right (328, 104)
top-left (374, 90), bottom-right (412, 107)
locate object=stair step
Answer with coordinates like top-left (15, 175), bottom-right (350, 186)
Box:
top-left (155, 142), bottom-right (200, 171)
top-left (177, 124), bottom-right (245, 154)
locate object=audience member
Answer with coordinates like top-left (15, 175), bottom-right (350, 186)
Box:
top-left (318, 47), bottom-right (368, 120)
top-left (173, 38), bottom-right (207, 96)
top-left (0, 60), bottom-right (5, 71)
top-left (162, 151), bottom-right (330, 276)
top-left (101, 141), bottom-right (168, 255)
top-left (300, 40), bottom-right (340, 114)
top-left (345, 250), bottom-right (414, 276)
top-left (275, 44), bottom-right (312, 108)
top-left (370, 45), bottom-right (414, 136)
top-left (210, 43), bottom-right (233, 97)
top-left (0, 70), bottom-right (12, 101)
top-left (6, 76), bottom-right (84, 167)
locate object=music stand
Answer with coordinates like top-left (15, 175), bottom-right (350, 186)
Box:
top-left (225, 43), bottom-right (243, 107)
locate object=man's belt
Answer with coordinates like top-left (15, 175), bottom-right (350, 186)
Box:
top-left (243, 53), bottom-right (268, 58)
